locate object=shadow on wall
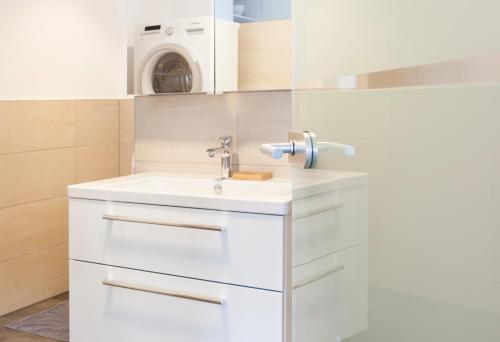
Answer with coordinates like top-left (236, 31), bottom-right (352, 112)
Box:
top-left (127, 46), bottom-right (134, 95)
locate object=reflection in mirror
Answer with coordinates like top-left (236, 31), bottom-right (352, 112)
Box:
top-left (217, 0), bottom-right (293, 92)
top-left (127, 0), bottom-right (228, 96)
top-left (127, 0), bottom-right (293, 95)
top-left (361, 53), bottom-right (500, 89)
top-left (231, 0), bottom-right (291, 23)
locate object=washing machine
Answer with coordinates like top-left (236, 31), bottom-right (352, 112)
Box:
top-left (134, 16), bottom-right (239, 95)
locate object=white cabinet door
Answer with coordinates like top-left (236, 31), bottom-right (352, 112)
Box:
top-left (69, 199), bottom-right (285, 291)
top-left (70, 260), bottom-right (283, 342)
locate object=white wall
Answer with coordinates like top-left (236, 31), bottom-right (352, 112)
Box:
top-left (0, 0), bottom-right (128, 100)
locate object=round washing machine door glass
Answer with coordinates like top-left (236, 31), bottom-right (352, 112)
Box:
top-left (139, 44), bottom-right (202, 94)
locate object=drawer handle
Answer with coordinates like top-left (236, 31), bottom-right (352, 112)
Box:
top-left (292, 265), bottom-right (345, 290)
top-left (103, 280), bottom-right (224, 305)
top-left (293, 203), bottom-right (344, 220)
top-left (102, 214), bottom-right (224, 232)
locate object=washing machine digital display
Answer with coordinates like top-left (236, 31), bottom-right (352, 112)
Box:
top-left (145, 25), bottom-right (161, 32)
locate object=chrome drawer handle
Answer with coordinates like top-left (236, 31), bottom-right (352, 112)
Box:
top-left (103, 280), bottom-right (224, 305)
top-left (293, 265), bottom-right (345, 290)
top-left (102, 214), bottom-right (224, 232)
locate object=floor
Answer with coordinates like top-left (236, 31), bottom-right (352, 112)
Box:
top-left (0, 293), bottom-right (68, 342)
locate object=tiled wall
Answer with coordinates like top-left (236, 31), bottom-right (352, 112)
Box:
top-left (0, 92), bottom-right (287, 314)
top-left (360, 54), bottom-right (500, 89)
top-left (120, 100), bottom-right (135, 176)
top-left (134, 91), bottom-right (292, 176)
top-left (238, 20), bottom-right (292, 91)
top-left (0, 99), bottom-right (132, 315)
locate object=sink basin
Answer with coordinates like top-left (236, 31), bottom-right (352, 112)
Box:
top-left (68, 171), bottom-right (368, 215)
top-left (69, 173), bottom-right (292, 215)
top-left (105, 174), bottom-right (291, 198)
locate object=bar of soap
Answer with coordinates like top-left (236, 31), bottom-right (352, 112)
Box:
top-left (232, 171), bottom-right (273, 181)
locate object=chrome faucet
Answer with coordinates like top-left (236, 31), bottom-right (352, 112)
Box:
top-left (207, 136), bottom-right (233, 179)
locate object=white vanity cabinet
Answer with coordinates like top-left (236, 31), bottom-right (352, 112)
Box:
top-left (68, 172), bottom-right (368, 342)
top-left (70, 260), bottom-right (283, 342)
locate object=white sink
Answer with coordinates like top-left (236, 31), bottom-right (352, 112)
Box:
top-left (105, 174), bottom-right (291, 198)
top-left (68, 171), bottom-right (368, 215)
top-left (69, 173), bottom-right (292, 215)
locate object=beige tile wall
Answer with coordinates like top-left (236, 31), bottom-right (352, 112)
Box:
top-left (0, 99), bottom-right (126, 316)
top-left (0, 93), bottom-right (285, 316)
top-left (134, 91), bottom-right (292, 177)
top-left (76, 100), bottom-right (120, 182)
top-left (119, 100), bottom-right (135, 176)
top-left (363, 55), bottom-right (500, 89)
top-left (238, 20), bottom-right (292, 91)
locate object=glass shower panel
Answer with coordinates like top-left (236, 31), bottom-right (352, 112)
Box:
top-left (294, 0), bottom-right (500, 89)
top-left (292, 1), bottom-right (500, 341)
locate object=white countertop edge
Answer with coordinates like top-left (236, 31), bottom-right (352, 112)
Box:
top-left (68, 171), bottom-right (368, 216)
top-left (68, 190), bottom-right (291, 216)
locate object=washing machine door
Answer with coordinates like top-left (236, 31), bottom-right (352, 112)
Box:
top-left (138, 44), bottom-right (202, 94)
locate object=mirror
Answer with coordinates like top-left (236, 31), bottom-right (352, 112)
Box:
top-left (127, 0), bottom-right (292, 96)
top-left (219, 0), bottom-right (292, 92)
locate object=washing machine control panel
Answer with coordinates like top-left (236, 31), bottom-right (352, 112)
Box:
top-left (141, 25), bottom-right (163, 38)
top-left (165, 27), bottom-right (175, 36)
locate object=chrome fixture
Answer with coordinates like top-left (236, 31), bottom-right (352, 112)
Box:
top-left (102, 214), bottom-right (224, 232)
top-left (103, 280), bottom-right (223, 305)
top-left (260, 131), bottom-right (355, 169)
top-left (207, 136), bottom-right (233, 179)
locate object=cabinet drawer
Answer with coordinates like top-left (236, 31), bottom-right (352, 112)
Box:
top-left (292, 185), bottom-right (368, 267)
top-left (70, 261), bottom-right (283, 342)
top-left (292, 244), bottom-right (368, 342)
top-left (69, 199), bottom-right (285, 291)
